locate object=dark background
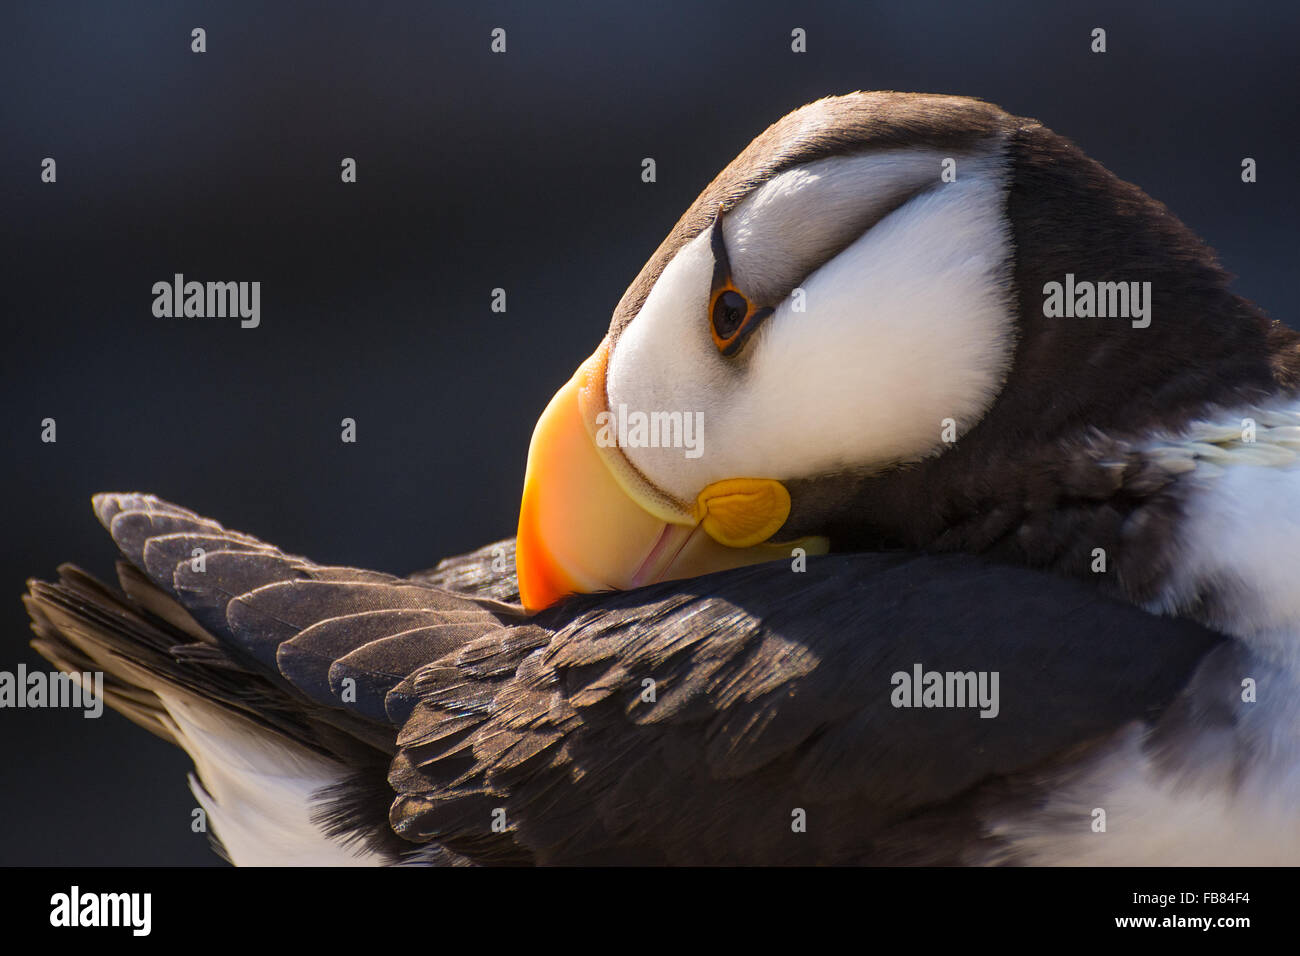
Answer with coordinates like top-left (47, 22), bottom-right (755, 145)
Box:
top-left (1, 1), bottom-right (1296, 864)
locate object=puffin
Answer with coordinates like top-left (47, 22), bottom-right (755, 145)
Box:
top-left (23, 91), bottom-right (1300, 865)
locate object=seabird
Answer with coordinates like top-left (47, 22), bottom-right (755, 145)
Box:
top-left (23, 92), bottom-right (1300, 864)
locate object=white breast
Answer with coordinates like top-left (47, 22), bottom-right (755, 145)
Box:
top-left (991, 399), bottom-right (1300, 864)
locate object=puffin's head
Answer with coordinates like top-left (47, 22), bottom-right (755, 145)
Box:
top-left (516, 91), bottom-right (1282, 611)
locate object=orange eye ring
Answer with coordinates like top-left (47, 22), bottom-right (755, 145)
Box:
top-left (709, 283), bottom-right (773, 356)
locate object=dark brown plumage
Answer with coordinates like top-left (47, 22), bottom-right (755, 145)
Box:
top-left (25, 492), bottom-right (1225, 864)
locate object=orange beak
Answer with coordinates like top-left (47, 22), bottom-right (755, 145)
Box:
top-left (515, 340), bottom-right (828, 611)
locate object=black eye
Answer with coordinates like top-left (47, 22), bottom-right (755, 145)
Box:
top-left (712, 290), bottom-right (749, 340)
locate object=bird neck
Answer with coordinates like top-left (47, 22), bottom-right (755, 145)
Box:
top-left (817, 388), bottom-right (1300, 651)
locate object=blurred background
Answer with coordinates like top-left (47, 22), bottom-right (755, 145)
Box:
top-left (1, 0), bottom-right (1296, 864)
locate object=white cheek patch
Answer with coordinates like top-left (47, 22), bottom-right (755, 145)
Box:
top-left (606, 151), bottom-right (1016, 504)
top-left (605, 231), bottom-right (728, 498)
top-left (731, 157), bottom-right (1015, 482)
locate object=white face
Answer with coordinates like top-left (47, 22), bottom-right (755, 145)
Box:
top-left (604, 147), bottom-right (1019, 507)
